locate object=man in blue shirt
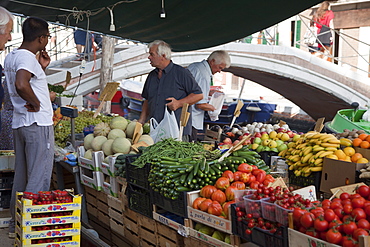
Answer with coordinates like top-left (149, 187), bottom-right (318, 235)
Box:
top-left (0, 7), bottom-right (13, 133)
top-left (138, 40), bottom-right (203, 141)
top-left (188, 50), bottom-right (230, 141)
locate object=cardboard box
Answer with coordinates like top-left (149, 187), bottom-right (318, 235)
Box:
top-left (355, 147), bottom-right (370, 160)
top-left (320, 158), bottom-right (366, 194)
top-left (101, 156), bottom-right (117, 177)
top-left (77, 146), bottom-right (102, 171)
top-left (0, 217), bottom-right (11, 228)
top-left (79, 168), bottom-right (103, 191)
top-left (289, 228), bottom-right (340, 247)
top-left (153, 211), bottom-right (189, 236)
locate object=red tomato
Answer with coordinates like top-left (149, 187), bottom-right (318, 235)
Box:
top-left (342, 221), bottom-right (358, 235)
top-left (310, 208), bottom-right (324, 218)
top-left (300, 212), bottom-right (315, 229)
top-left (343, 204), bottom-right (353, 215)
top-left (329, 219), bottom-right (343, 232)
top-left (326, 229), bottom-right (342, 244)
top-left (324, 209), bottom-right (336, 222)
top-left (350, 193), bottom-right (362, 199)
top-left (249, 181), bottom-right (260, 189)
top-left (330, 201), bottom-right (343, 210)
top-left (334, 208), bottom-right (344, 220)
top-left (237, 163), bottom-right (253, 173)
top-left (352, 197), bottom-right (366, 209)
top-left (357, 219), bottom-right (370, 230)
top-left (357, 185), bottom-right (370, 198)
top-left (352, 208), bottom-right (366, 221)
top-left (305, 229), bottom-right (319, 238)
top-left (342, 199), bottom-right (352, 206)
top-left (341, 235), bottom-right (357, 247)
top-left (340, 192), bottom-right (351, 200)
top-left (352, 228), bottom-right (369, 240)
top-left (314, 217), bottom-right (329, 232)
top-left (248, 175), bottom-right (256, 183)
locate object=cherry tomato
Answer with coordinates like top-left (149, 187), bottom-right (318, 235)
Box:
top-left (340, 192), bottom-right (351, 200)
top-left (342, 221), bottom-right (358, 235)
top-left (357, 185), bottom-right (370, 198)
top-left (324, 209), bottom-right (336, 222)
top-left (300, 212), bottom-right (314, 229)
top-left (352, 228), bottom-right (369, 240)
top-left (334, 208), bottom-right (344, 220)
top-left (245, 229), bottom-right (252, 235)
top-left (343, 204), bottom-right (353, 215)
top-left (292, 208), bottom-right (306, 223)
top-left (314, 217), bottom-right (329, 232)
top-left (352, 197), bottom-right (366, 209)
top-left (357, 219), bottom-right (370, 230)
top-left (341, 235), bottom-right (357, 247)
top-left (352, 208), bottom-right (366, 221)
top-left (330, 201), bottom-right (343, 210)
top-left (326, 229), bottom-right (342, 244)
top-left (329, 219), bottom-right (343, 232)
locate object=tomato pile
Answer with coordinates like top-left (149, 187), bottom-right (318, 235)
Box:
top-left (30, 236), bottom-right (72, 244)
top-left (31, 211), bottom-right (73, 219)
top-left (293, 185), bottom-right (370, 246)
top-left (23, 190), bottom-right (73, 205)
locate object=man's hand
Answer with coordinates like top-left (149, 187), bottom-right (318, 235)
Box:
top-left (166, 97), bottom-right (182, 111)
top-left (38, 50), bottom-right (50, 70)
top-left (24, 102), bottom-right (40, 112)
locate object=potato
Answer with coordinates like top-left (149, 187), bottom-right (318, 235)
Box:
top-left (341, 132), bottom-right (349, 137)
top-left (357, 130), bottom-right (366, 134)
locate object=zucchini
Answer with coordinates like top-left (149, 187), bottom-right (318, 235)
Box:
top-left (179, 174), bottom-right (187, 184)
top-left (193, 160), bottom-right (200, 176)
top-left (199, 158), bottom-right (206, 172)
top-left (176, 186), bottom-right (191, 192)
top-left (186, 172), bottom-right (194, 185)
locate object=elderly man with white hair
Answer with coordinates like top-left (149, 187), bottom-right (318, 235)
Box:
top-left (0, 6), bottom-right (13, 133)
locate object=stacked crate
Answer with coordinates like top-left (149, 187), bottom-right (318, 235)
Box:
top-left (78, 146), bottom-right (102, 191)
top-left (14, 191), bottom-right (81, 247)
top-left (0, 171), bottom-right (14, 210)
top-left (100, 155), bottom-right (119, 197)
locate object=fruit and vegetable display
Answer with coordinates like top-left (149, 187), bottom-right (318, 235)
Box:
top-left (333, 128), bottom-right (366, 141)
top-left (194, 222), bottom-right (232, 244)
top-left (82, 116), bottom-right (154, 163)
top-left (141, 138), bottom-right (272, 200)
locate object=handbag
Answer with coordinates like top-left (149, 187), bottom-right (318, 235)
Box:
top-left (317, 25), bottom-right (332, 45)
top-left (149, 106), bottom-right (180, 143)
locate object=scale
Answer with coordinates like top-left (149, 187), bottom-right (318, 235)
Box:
top-left (60, 106), bottom-right (78, 148)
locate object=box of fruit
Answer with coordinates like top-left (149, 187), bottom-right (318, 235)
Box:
top-left (15, 234), bottom-right (80, 246)
top-left (77, 146), bottom-right (101, 171)
top-left (187, 190), bottom-right (233, 234)
top-left (189, 226), bottom-right (236, 247)
top-left (16, 222), bottom-right (81, 240)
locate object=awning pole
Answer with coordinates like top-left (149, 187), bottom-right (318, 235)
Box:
top-left (230, 79), bottom-right (246, 127)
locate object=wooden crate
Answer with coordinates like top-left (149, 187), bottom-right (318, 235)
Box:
top-left (116, 177), bottom-right (128, 211)
top-left (88, 214), bottom-right (112, 245)
top-left (123, 227), bottom-right (140, 247)
top-left (153, 205), bottom-right (190, 236)
top-left (204, 125), bottom-right (222, 142)
top-left (157, 222), bottom-right (185, 247)
top-left (111, 231), bottom-right (131, 247)
top-left (51, 165), bottom-right (77, 191)
top-left (108, 195), bottom-right (124, 223)
top-left (110, 218), bottom-right (125, 238)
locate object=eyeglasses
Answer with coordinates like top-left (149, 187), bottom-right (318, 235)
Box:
top-left (40, 34), bottom-right (51, 39)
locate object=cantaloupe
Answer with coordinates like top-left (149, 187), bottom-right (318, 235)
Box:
top-left (102, 139), bottom-right (114, 156)
top-left (126, 120), bottom-right (142, 139)
top-left (112, 137), bottom-right (131, 154)
top-left (110, 116), bottom-right (128, 131)
top-left (94, 122), bottom-right (111, 137)
top-left (84, 149), bottom-right (93, 159)
top-left (103, 156), bottom-right (110, 164)
top-left (108, 129), bottom-right (126, 140)
top-left (138, 134), bottom-right (154, 146)
top-left (91, 136), bottom-right (107, 151)
top-left (84, 133), bottom-right (95, 150)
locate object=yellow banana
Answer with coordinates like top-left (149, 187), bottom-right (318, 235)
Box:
top-left (302, 146), bottom-right (313, 156)
top-left (328, 139), bottom-right (341, 144)
top-left (309, 155), bottom-right (316, 164)
top-left (315, 151), bottom-right (326, 159)
top-left (311, 133), bottom-right (323, 139)
top-left (278, 149), bottom-right (287, 157)
top-left (302, 171), bottom-right (312, 177)
top-left (301, 153), bottom-right (314, 163)
top-left (310, 167), bottom-right (323, 172)
top-left (319, 151), bottom-right (334, 158)
top-left (289, 165), bottom-right (294, 170)
top-left (288, 142), bottom-right (296, 148)
top-left (320, 143), bottom-right (340, 148)
top-left (314, 158), bottom-right (323, 166)
top-left (305, 133), bottom-right (318, 139)
top-left (340, 139), bottom-right (352, 147)
top-left (320, 134), bottom-right (335, 140)
top-left (313, 146), bottom-right (325, 152)
top-left (324, 147), bottom-right (338, 151)
top-left (294, 170), bottom-right (301, 176)
top-left (290, 155), bottom-right (301, 162)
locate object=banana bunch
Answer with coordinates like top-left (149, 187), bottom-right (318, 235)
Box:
top-left (339, 138), bottom-right (353, 147)
top-left (278, 131), bottom-right (341, 177)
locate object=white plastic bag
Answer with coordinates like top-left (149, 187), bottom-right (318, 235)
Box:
top-left (150, 106), bottom-right (180, 143)
top-left (208, 92), bottom-right (225, 121)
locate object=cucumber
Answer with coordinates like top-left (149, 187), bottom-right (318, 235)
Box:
top-left (176, 186), bottom-right (191, 192)
top-left (193, 160), bottom-right (200, 176)
top-left (186, 172), bottom-right (194, 185)
top-left (199, 158), bottom-right (206, 172)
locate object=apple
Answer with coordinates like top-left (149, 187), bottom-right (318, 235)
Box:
top-left (253, 137), bottom-right (262, 144)
top-left (251, 143), bottom-right (259, 150)
top-left (280, 133), bottom-right (290, 142)
top-left (270, 148), bottom-right (279, 152)
top-left (262, 139), bottom-right (271, 146)
top-left (286, 131), bottom-right (294, 138)
top-left (261, 133), bottom-right (269, 140)
top-left (254, 132), bottom-right (262, 138)
top-left (275, 140), bottom-right (284, 146)
top-left (269, 131), bottom-right (277, 139)
top-left (268, 140), bottom-right (277, 148)
top-left (223, 137), bottom-right (232, 144)
top-left (277, 144), bottom-right (288, 152)
top-left (276, 128), bottom-right (286, 133)
top-left (256, 145), bottom-right (264, 152)
top-left (292, 134), bottom-right (301, 142)
top-left (233, 140), bottom-right (240, 146)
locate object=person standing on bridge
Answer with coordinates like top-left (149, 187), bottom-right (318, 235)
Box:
top-left (187, 50), bottom-right (231, 141)
top-left (4, 16), bottom-right (55, 238)
top-left (138, 40), bottom-right (203, 141)
top-left (315, 1), bottom-right (334, 61)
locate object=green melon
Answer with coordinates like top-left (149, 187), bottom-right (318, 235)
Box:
top-left (126, 120), bottom-right (142, 139)
top-left (84, 149), bottom-right (93, 159)
top-left (110, 116), bottom-right (128, 131)
top-left (102, 139), bottom-right (114, 156)
top-left (84, 133), bottom-right (95, 150)
top-left (112, 137), bottom-right (131, 154)
top-left (108, 129), bottom-right (126, 140)
top-left (138, 134), bottom-right (154, 146)
top-left (94, 122), bottom-right (111, 137)
top-left (91, 136), bottom-right (107, 151)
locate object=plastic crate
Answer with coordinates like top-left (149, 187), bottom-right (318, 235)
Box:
top-left (151, 190), bottom-right (187, 218)
top-left (259, 151), bottom-right (278, 167)
top-left (261, 198), bottom-right (276, 222)
top-left (288, 170), bottom-right (321, 193)
top-left (0, 190), bottom-right (11, 209)
top-left (234, 189), bottom-right (256, 204)
top-left (244, 196), bottom-right (269, 218)
top-left (275, 203), bottom-right (293, 226)
top-left (252, 226), bottom-right (288, 247)
top-left (231, 203), bottom-right (252, 242)
top-left (127, 183), bottom-right (152, 218)
top-left (0, 172), bottom-right (14, 189)
top-left (125, 154), bottom-right (151, 190)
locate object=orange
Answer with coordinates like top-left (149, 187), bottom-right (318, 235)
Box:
top-left (352, 138), bottom-right (363, 147)
top-left (356, 157), bottom-right (369, 164)
top-left (343, 147), bottom-right (356, 157)
top-left (358, 133), bottom-right (368, 140)
top-left (344, 156), bottom-right (352, 162)
top-left (360, 141), bottom-right (370, 149)
top-left (351, 153), bottom-right (363, 163)
top-left (365, 135), bottom-right (370, 143)
top-left (334, 150), bottom-right (346, 159)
